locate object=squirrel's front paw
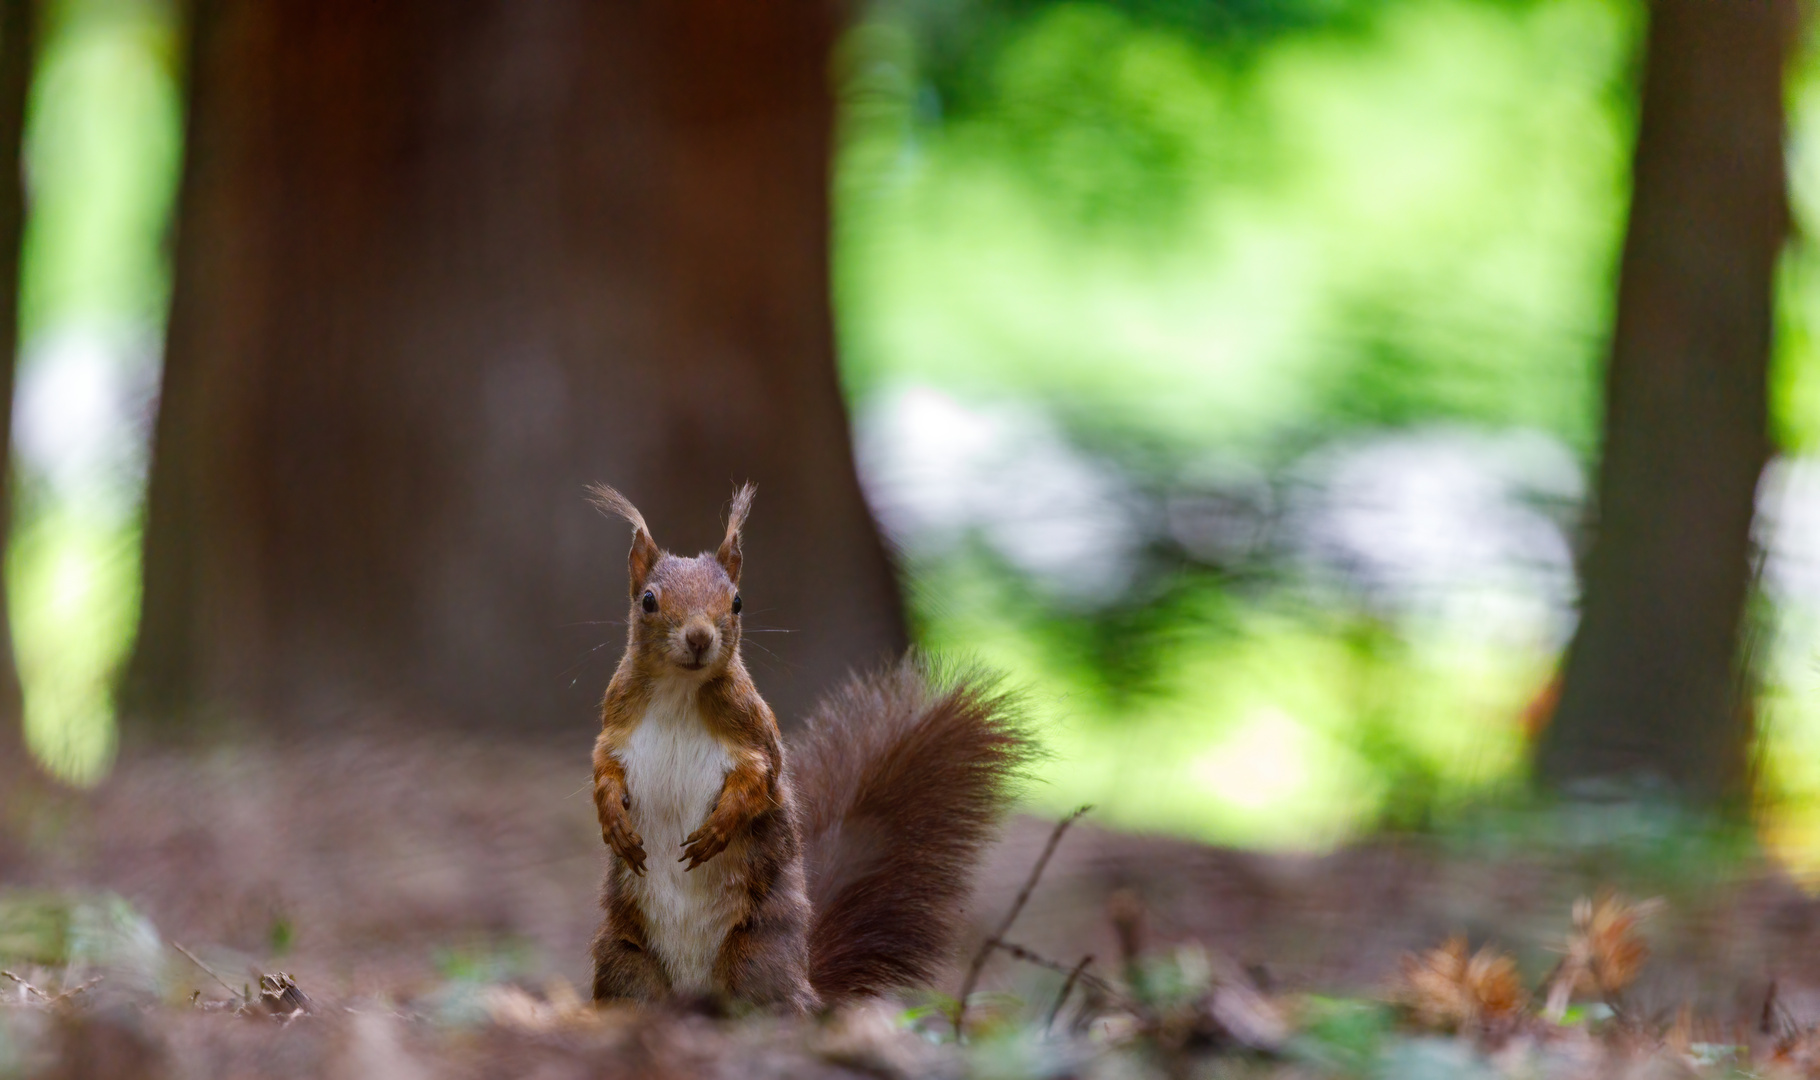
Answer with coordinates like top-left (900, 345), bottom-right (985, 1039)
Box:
top-left (680, 819), bottom-right (734, 870)
top-left (603, 817), bottom-right (647, 876)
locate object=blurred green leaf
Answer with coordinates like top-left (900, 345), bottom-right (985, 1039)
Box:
top-left (0, 891), bottom-right (71, 966)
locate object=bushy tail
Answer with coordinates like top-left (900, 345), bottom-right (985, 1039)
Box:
top-left (789, 656), bottom-right (1037, 1004)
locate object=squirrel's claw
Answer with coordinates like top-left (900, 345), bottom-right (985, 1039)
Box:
top-left (680, 822), bottom-right (730, 870)
top-left (603, 821), bottom-right (647, 875)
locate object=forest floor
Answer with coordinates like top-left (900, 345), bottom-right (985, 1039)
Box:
top-left (4, 737), bottom-right (1820, 1077)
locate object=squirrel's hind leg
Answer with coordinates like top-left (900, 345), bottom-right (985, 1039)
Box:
top-left (712, 914), bottom-right (819, 1013)
top-left (590, 885), bottom-right (669, 1003)
top-left (711, 837), bottom-right (819, 1013)
top-left (591, 936), bottom-right (668, 1003)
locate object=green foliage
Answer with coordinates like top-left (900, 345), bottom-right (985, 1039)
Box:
top-left (431, 938), bottom-right (537, 986)
top-left (0, 891), bottom-right (71, 967)
top-left (880, 0), bottom-right (1383, 124)
top-left (0, 889), bottom-right (162, 990)
top-left (838, 0), bottom-right (1633, 454)
top-left (909, 541), bottom-right (1541, 845)
top-left (1771, 55), bottom-right (1820, 454)
top-left (833, 0), bottom-right (1652, 848)
top-left (956, 4), bottom-right (1248, 229)
top-left (8, 506), bottom-right (136, 783)
top-left (266, 916), bottom-right (294, 958)
top-left (19, 0), bottom-right (182, 338)
top-left (1433, 798), bottom-right (1762, 920)
top-left (1288, 996), bottom-right (1394, 1076)
top-left (7, 0), bottom-right (181, 784)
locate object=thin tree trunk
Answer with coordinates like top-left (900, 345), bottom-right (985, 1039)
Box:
top-left (1536, 0), bottom-right (1792, 804)
top-left (0, 0), bottom-right (35, 777)
top-left (124, 0), bottom-right (906, 744)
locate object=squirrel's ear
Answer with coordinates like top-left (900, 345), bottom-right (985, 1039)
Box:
top-left (587, 483), bottom-right (661, 596)
top-left (717, 482), bottom-right (756, 584)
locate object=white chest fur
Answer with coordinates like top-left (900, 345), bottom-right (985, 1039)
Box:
top-left (618, 682), bottom-right (744, 993)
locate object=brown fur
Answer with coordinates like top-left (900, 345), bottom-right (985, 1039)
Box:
top-left (793, 658), bottom-right (1036, 1003)
top-left (585, 484), bottom-right (1034, 1011)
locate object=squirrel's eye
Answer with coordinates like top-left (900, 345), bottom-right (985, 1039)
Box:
top-left (641, 590), bottom-right (657, 614)
top-left (732, 594), bottom-right (742, 616)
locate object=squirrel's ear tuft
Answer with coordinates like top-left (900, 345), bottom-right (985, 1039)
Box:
top-left (587, 483), bottom-right (660, 596)
top-left (717, 482), bottom-right (756, 584)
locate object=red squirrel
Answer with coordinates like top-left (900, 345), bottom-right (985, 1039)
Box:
top-left (586, 482), bottom-right (1034, 1010)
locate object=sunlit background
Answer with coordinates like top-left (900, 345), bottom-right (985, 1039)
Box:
top-left (19, 0), bottom-right (1820, 865)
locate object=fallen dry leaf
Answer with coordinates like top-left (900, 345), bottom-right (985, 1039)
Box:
top-left (1399, 936), bottom-right (1529, 1032)
top-left (1545, 893), bottom-right (1662, 1019)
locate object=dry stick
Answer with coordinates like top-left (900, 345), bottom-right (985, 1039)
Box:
top-left (952, 804), bottom-right (1092, 1038)
top-left (1538, 956), bottom-right (1571, 1023)
top-left (1108, 887), bottom-right (1147, 998)
top-left (1045, 954), bottom-right (1094, 1034)
top-left (1, 970), bottom-right (100, 1004)
top-left (997, 939), bottom-right (1118, 997)
top-left (1, 969), bottom-right (47, 1001)
top-left (1762, 979), bottom-right (1796, 1039)
top-left (50, 977), bottom-right (102, 1003)
top-left (173, 942), bottom-right (243, 1002)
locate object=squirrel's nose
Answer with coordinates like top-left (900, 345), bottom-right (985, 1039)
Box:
top-left (685, 626), bottom-right (714, 658)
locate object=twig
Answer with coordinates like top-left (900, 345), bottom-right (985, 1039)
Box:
top-left (952, 805), bottom-right (1091, 1038)
top-left (1, 970), bottom-right (102, 1006)
top-left (51, 976), bottom-right (102, 1003)
top-left (173, 942), bottom-right (243, 1002)
top-left (1045, 954), bottom-right (1094, 1033)
top-left (1762, 979), bottom-right (1798, 1039)
top-left (997, 939), bottom-right (1118, 997)
top-left (1108, 888), bottom-right (1147, 1001)
top-left (1538, 956), bottom-right (1570, 1023)
top-left (1, 970), bottom-right (47, 1001)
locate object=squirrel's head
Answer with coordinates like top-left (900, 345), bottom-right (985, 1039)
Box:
top-left (588, 481), bottom-right (753, 682)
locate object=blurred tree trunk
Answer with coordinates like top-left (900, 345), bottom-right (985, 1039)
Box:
top-left (123, 0), bottom-right (906, 743)
top-left (0, 0), bottom-right (34, 780)
top-left (1536, 0), bottom-right (1792, 805)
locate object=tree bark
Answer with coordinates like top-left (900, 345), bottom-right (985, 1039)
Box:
top-left (1536, 0), bottom-right (1791, 804)
top-left (124, 0), bottom-right (906, 743)
top-left (0, 0), bottom-right (34, 776)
